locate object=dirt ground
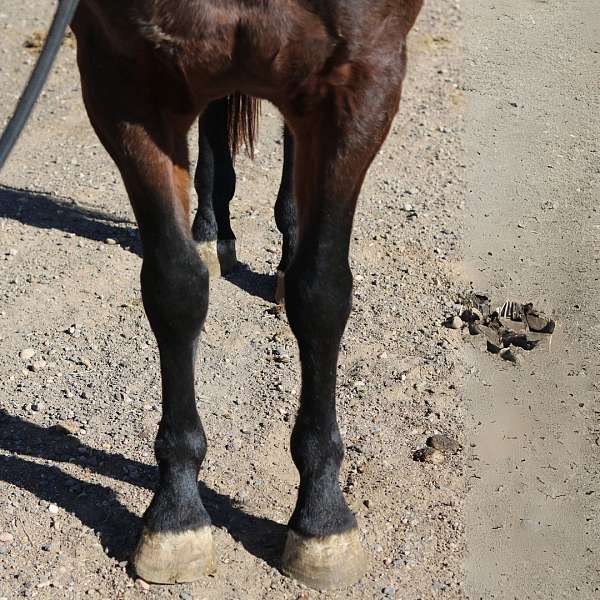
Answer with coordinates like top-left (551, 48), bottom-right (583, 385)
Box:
top-left (0, 1), bottom-right (597, 599)
top-left (463, 1), bottom-right (599, 598)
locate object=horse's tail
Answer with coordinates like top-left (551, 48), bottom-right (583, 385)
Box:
top-left (226, 93), bottom-right (260, 160)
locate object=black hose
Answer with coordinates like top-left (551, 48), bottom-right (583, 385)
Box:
top-left (0, 0), bottom-right (80, 172)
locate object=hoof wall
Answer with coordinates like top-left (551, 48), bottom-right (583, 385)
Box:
top-left (132, 527), bottom-right (216, 584)
top-left (275, 270), bottom-right (285, 305)
top-left (217, 240), bottom-right (238, 274)
top-left (196, 241), bottom-right (221, 279)
top-left (281, 529), bottom-right (367, 590)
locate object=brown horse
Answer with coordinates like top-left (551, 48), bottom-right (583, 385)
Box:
top-left (71, 0), bottom-right (423, 590)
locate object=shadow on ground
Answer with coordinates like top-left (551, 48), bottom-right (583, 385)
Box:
top-left (0, 185), bottom-right (139, 252)
top-left (0, 410), bottom-right (286, 567)
top-left (0, 185), bottom-right (278, 302)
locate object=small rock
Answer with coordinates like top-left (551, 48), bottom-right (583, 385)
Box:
top-left (136, 578), bottom-right (150, 591)
top-left (48, 504), bottom-right (59, 514)
top-left (20, 348), bottom-right (36, 361)
top-left (461, 307), bottom-right (483, 323)
top-left (427, 434), bottom-right (461, 454)
top-left (179, 592), bottom-right (193, 600)
top-left (382, 586), bottom-right (396, 598)
top-left (0, 532), bottom-right (14, 544)
top-left (413, 447), bottom-right (445, 464)
top-left (105, 238), bottom-right (117, 245)
top-left (297, 593), bottom-right (310, 600)
top-left (53, 420), bottom-right (79, 436)
top-left (79, 357), bottom-right (92, 369)
top-left (448, 316), bottom-right (463, 330)
top-left (499, 347), bottom-right (522, 364)
top-left (233, 489), bottom-right (248, 505)
top-left (31, 401), bottom-right (46, 412)
top-left (29, 360), bottom-right (47, 372)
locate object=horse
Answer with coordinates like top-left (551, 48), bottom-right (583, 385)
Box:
top-left (70, 0), bottom-right (424, 589)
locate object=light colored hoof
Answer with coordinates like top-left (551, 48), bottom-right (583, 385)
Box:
top-left (196, 241), bottom-right (221, 279)
top-left (275, 270), bottom-right (285, 305)
top-left (132, 527), bottom-right (216, 584)
top-left (281, 529), bottom-right (368, 590)
top-left (217, 240), bottom-right (238, 274)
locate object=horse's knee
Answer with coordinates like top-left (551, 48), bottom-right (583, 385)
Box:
top-left (285, 260), bottom-right (352, 345)
top-left (141, 240), bottom-right (209, 344)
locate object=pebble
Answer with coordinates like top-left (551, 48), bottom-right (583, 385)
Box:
top-left (382, 586), bottom-right (396, 598)
top-left (20, 348), bottom-right (36, 361)
top-left (427, 434), bottom-right (461, 454)
top-left (53, 420), bottom-right (79, 436)
top-left (413, 447), bottom-right (445, 464)
top-left (31, 401), bottom-right (45, 412)
top-left (48, 504), bottom-right (59, 514)
top-left (79, 357), bottom-right (92, 369)
top-left (233, 489), bottom-right (248, 505)
top-left (179, 592), bottom-right (193, 600)
top-left (136, 578), bottom-right (150, 591)
top-left (30, 360), bottom-right (47, 372)
top-left (448, 316), bottom-right (463, 330)
top-left (105, 238), bottom-right (117, 245)
top-left (499, 347), bottom-right (522, 364)
top-left (0, 532), bottom-right (14, 544)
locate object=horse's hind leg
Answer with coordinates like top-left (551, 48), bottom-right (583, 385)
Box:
top-left (279, 74), bottom-right (404, 590)
top-left (274, 125), bottom-right (297, 304)
top-left (76, 42), bottom-right (214, 583)
top-left (192, 98), bottom-right (238, 277)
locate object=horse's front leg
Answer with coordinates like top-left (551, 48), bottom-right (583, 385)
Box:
top-left (75, 33), bottom-right (214, 584)
top-left (279, 74), bottom-right (404, 590)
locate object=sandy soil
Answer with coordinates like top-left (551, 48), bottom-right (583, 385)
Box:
top-left (0, 2), bottom-right (466, 599)
top-left (463, 1), bottom-right (599, 598)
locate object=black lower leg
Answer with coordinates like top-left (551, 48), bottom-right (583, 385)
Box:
top-left (285, 232), bottom-right (355, 538)
top-left (141, 231), bottom-right (210, 533)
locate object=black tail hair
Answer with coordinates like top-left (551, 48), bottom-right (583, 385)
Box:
top-left (226, 93), bottom-right (261, 160)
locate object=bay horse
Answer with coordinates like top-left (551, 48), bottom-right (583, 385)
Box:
top-left (70, 0), bottom-right (423, 589)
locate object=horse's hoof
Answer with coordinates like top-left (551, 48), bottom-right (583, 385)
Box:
top-left (217, 239), bottom-right (238, 274)
top-left (196, 241), bottom-right (221, 279)
top-left (281, 528), bottom-right (367, 590)
top-left (275, 270), bottom-right (285, 305)
top-left (132, 526), bottom-right (216, 584)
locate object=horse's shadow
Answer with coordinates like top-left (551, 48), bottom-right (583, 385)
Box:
top-left (0, 186), bottom-right (276, 302)
top-left (0, 410), bottom-right (287, 568)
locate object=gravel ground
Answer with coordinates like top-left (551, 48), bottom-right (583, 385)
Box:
top-left (0, 2), bottom-right (467, 599)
